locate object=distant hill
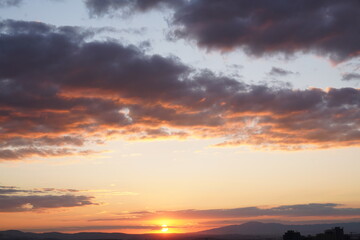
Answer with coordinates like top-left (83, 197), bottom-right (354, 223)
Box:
top-left (199, 221), bottom-right (360, 235)
top-left (0, 230), bottom-right (129, 240)
top-left (1, 222), bottom-right (360, 240)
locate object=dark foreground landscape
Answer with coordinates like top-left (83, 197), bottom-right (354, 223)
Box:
top-left (1, 222), bottom-right (360, 240)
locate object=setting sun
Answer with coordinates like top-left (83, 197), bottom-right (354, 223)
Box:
top-left (161, 225), bottom-right (169, 233)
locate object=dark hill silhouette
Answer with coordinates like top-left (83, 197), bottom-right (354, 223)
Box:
top-left (1, 222), bottom-right (360, 240)
top-left (0, 230), bottom-right (129, 240)
top-left (199, 221), bottom-right (360, 235)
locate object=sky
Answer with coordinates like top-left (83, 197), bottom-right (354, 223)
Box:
top-left (0, 0), bottom-right (360, 234)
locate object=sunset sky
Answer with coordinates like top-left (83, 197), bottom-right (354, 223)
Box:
top-left (1, 0), bottom-right (360, 234)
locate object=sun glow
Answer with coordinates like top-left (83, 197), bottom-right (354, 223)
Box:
top-left (161, 224), bottom-right (169, 233)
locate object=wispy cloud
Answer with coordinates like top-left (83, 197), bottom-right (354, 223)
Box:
top-left (89, 203), bottom-right (360, 222)
top-left (342, 73), bottom-right (360, 81)
top-left (269, 67), bottom-right (297, 77)
top-left (0, 186), bottom-right (96, 212)
top-left (0, 148), bottom-right (98, 161)
top-left (85, 0), bottom-right (184, 17)
top-left (0, 0), bottom-right (22, 8)
top-left (83, 189), bottom-right (139, 196)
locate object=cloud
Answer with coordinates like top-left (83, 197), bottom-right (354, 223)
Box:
top-left (269, 67), bottom-right (297, 77)
top-left (83, 189), bottom-right (139, 196)
top-left (0, 135), bottom-right (93, 160)
top-left (0, 136), bottom-right (85, 148)
top-left (1, 19), bottom-right (360, 161)
top-left (0, 195), bottom-right (95, 212)
top-left (84, 0), bottom-right (360, 62)
top-left (342, 73), bottom-right (360, 81)
top-left (35, 188), bottom-right (80, 193)
top-left (0, 0), bottom-right (22, 8)
top-left (85, 0), bottom-right (184, 17)
top-left (102, 204), bottom-right (360, 221)
top-left (202, 218), bottom-right (360, 226)
top-left (25, 224), bottom-right (178, 232)
top-left (0, 185), bottom-right (31, 194)
top-left (172, 0), bottom-right (360, 62)
top-left (0, 148), bottom-right (96, 161)
top-left (0, 186), bottom-right (96, 212)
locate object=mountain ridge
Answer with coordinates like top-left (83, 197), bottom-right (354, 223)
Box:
top-left (199, 221), bottom-right (360, 235)
top-left (1, 222), bottom-right (360, 239)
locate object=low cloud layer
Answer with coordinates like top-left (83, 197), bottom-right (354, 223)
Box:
top-left (0, 195), bottom-right (95, 212)
top-left (90, 203), bottom-right (360, 222)
top-left (85, 0), bottom-right (360, 62)
top-left (0, 186), bottom-right (96, 212)
top-left (133, 203), bottom-right (360, 219)
top-left (1, 19), bottom-right (360, 161)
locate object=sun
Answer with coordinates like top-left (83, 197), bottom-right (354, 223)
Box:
top-left (161, 224), bottom-right (169, 233)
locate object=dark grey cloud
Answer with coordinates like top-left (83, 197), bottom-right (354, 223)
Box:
top-left (84, 0), bottom-right (360, 62)
top-left (118, 204), bottom-right (360, 220)
top-left (0, 186), bottom-right (96, 212)
top-left (269, 67), bottom-right (296, 77)
top-left (0, 194), bottom-right (95, 212)
top-left (342, 73), bottom-right (360, 81)
top-left (85, 0), bottom-right (184, 17)
top-left (0, 0), bottom-right (22, 8)
top-left (1, 19), bottom-right (360, 161)
top-left (171, 0), bottom-right (360, 62)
